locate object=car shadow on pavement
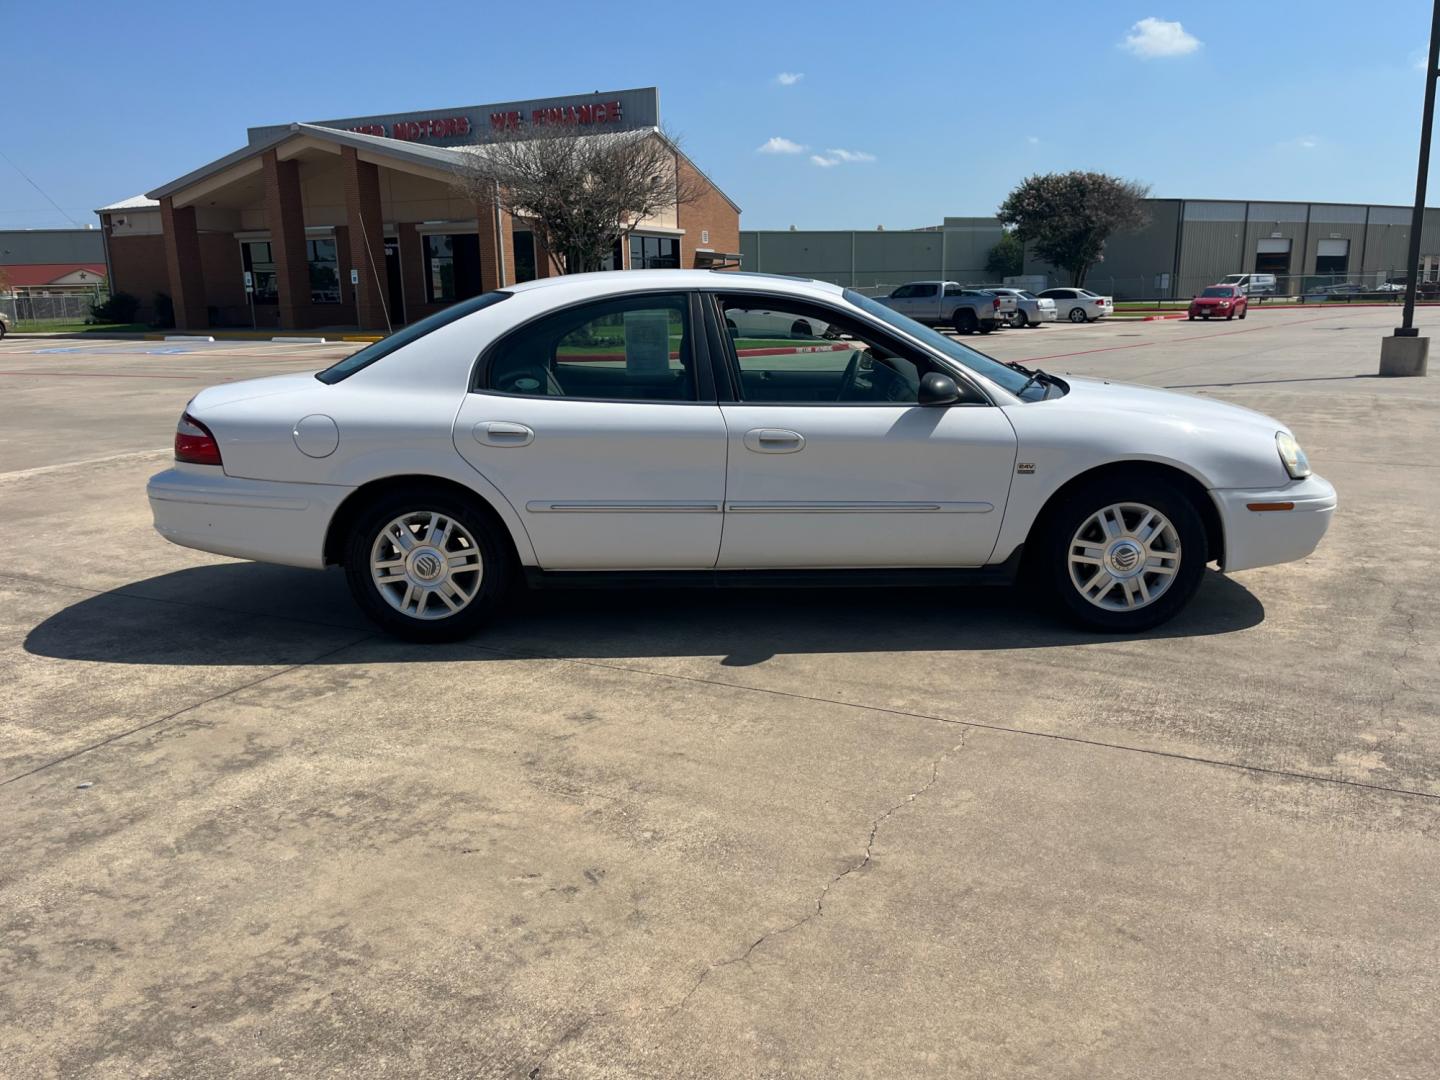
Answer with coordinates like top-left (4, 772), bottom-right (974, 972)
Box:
top-left (24, 562), bottom-right (1265, 668)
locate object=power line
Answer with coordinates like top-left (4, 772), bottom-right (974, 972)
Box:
top-left (0, 151), bottom-right (83, 228)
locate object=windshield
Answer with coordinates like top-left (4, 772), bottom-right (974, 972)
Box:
top-left (315, 291), bottom-right (511, 384)
top-left (1200, 287), bottom-right (1232, 297)
top-left (1017, 291), bottom-right (1037, 300)
top-left (845, 288), bottom-right (1039, 399)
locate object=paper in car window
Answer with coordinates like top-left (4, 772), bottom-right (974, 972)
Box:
top-left (624, 310), bottom-right (671, 374)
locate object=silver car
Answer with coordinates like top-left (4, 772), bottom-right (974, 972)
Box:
top-left (970, 286), bottom-right (1057, 328)
top-left (0, 309), bottom-right (10, 339)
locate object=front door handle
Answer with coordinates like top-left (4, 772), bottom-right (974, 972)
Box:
top-left (473, 421), bottom-right (534, 447)
top-left (744, 428), bottom-right (805, 454)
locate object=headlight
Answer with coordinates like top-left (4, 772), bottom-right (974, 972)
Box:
top-left (1276, 431), bottom-right (1310, 479)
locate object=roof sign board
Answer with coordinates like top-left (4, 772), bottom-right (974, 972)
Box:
top-left (247, 87), bottom-right (660, 149)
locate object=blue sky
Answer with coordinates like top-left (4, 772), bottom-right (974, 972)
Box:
top-left (1, 0), bottom-right (1433, 231)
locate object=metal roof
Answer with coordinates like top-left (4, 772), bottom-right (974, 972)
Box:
top-left (95, 194), bottom-right (159, 213)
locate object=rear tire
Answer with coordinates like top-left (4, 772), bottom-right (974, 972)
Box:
top-left (1239, 308), bottom-right (1247, 320)
top-left (1068, 307), bottom-right (1088, 323)
top-left (1039, 474), bottom-right (1207, 633)
top-left (343, 486), bottom-right (511, 642)
top-left (1012, 310), bottom-right (1029, 329)
top-left (953, 310), bottom-right (978, 335)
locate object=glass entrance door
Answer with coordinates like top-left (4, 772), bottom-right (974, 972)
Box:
top-left (384, 240), bottom-right (405, 325)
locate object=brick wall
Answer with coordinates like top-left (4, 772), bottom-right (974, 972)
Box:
top-left (677, 157), bottom-right (740, 271)
top-left (105, 231), bottom-right (169, 323)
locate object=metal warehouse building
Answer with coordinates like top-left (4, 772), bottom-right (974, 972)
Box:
top-left (743, 199), bottom-right (1440, 299)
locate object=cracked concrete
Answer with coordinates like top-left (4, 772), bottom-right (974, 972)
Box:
top-left (2, 312), bottom-right (1439, 1078)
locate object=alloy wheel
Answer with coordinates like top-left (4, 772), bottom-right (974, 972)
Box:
top-left (369, 510), bottom-right (484, 620)
top-left (1066, 502), bottom-right (1181, 611)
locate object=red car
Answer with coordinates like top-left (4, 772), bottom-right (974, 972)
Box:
top-left (1188, 285), bottom-right (1247, 321)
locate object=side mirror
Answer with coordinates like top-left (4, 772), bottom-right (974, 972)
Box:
top-left (918, 371), bottom-right (962, 406)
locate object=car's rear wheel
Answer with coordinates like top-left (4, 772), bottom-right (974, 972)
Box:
top-left (343, 487), bottom-right (510, 642)
top-left (1040, 475), bottom-right (1207, 632)
top-left (1069, 307), bottom-right (1088, 323)
top-left (1012, 310), bottom-right (1029, 329)
top-left (1239, 308), bottom-right (1247, 320)
top-left (953, 310), bottom-right (978, 335)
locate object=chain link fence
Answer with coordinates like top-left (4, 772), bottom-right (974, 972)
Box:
top-left (0, 294), bottom-right (101, 328)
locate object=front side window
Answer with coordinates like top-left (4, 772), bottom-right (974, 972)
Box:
top-left (424, 233), bottom-right (482, 303)
top-left (889, 284), bottom-right (916, 299)
top-left (308, 238), bottom-right (340, 304)
top-left (913, 283), bottom-right (939, 297)
top-left (845, 289), bottom-right (1045, 400)
top-left (720, 297), bottom-right (928, 405)
top-left (241, 241), bottom-right (277, 305)
top-left (485, 292), bottom-right (696, 402)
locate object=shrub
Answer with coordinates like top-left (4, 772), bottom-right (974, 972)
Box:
top-left (91, 292), bottom-right (139, 324)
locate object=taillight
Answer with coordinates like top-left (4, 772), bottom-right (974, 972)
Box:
top-left (175, 412), bottom-right (222, 466)
top-left (992, 297), bottom-right (1001, 310)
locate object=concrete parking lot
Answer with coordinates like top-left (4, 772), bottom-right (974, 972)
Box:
top-left (2, 308), bottom-right (1437, 1079)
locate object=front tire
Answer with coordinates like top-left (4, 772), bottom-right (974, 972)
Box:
top-left (1040, 475), bottom-right (1207, 632)
top-left (343, 487), bottom-right (511, 642)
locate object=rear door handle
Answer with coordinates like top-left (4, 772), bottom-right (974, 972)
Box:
top-left (744, 428), bottom-right (805, 454)
top-left (473, 421), bottom-right (534, 447)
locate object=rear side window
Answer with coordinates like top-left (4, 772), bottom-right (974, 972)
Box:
top-left (483, 292), bottom-right (698, 402)
top-left (316, 291), bottom-right (510, 384)
top-left (943, 285), bottom-right (963, 297)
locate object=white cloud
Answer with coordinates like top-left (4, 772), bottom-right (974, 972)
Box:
top-left (757, 136), bottom-right (806, 154)
top-left (1277, 134), bottom-right (1320, 150)
top-left (1026, 135), bottom-right (1040, 145)
top-left (775, 72), bottom-right (804, 86)
top-left (811, 148), bottom-right (877, 167)
top-left (1120, 17), bottom-right (1201, 58)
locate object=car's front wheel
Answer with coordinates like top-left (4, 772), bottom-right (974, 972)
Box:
top-left (343, 487), bottom-right (510, 642)
top-left (1040, 475), bottom-right (1207, 632)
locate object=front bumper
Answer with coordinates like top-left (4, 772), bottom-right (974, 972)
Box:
top-left (147, 466), bottom-right (351, 569)
top-left (1210, 474), bottom-right (1336, 572)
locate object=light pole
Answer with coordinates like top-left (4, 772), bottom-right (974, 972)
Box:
top-left (1381, 0), bottom-right (1440, 375)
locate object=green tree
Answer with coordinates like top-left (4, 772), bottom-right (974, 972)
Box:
top-left (997, 172), bottom-right (1150, 286)
top-left (985, 232), bottom-right (1025, 279)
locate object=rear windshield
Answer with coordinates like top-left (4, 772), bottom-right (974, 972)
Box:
top-left (316, 291), bottom-right (511, 384)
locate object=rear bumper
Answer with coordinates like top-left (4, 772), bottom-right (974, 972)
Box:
top-left (147, 466), bottom-right (350, 569)
top-left (1211, 474), bottom-right (1336, 572)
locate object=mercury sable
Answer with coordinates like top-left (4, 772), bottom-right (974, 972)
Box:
top-left (147, 270), bottom-right (1335, 641)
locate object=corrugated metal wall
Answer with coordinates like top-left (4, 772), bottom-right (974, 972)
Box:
top-left (743, 200), bottom-right (1440, 297)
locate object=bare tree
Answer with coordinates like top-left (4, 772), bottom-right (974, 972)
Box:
top-left (451, 126), bottom-right (705, 274)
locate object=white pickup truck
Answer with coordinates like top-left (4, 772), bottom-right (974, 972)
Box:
top-left (876, 280), bottom-right (1017, 335)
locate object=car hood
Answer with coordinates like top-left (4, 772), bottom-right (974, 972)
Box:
top-left (1054, 375), bottom-right (1283, 434)
top-left (187, 372), bottom-right (323, 413)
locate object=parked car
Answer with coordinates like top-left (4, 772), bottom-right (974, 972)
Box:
top-left (877, 280), bottom-right (1016, 334)
top-left (967, 285), bottom-right (1057, 328)
top-left (1187, 285), bottom-right (1248, 321)
top-left (148, 270), bottom-right (1335, 641)
top-left (1037, 288), bottom-right (1114, 323)
top-left (0, 309), bottom-right (10, 338)
top-left (1219, 273), bottom-right (1278, 297)
top-left (1318, 282), bottom-right (1365, 296)
top-left (1376, 281), bottom-right (1407, 293)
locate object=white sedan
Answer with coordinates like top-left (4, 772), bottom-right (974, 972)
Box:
top-left (1037, 287), bottom-right (1114, 323)
top-left (148, 270), bottom-right (1334, 641)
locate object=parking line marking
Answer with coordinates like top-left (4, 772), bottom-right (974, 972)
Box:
top-left (1012, 312), bottom-right (1353, 365)
top-left (0, 447), bottom-right (170, 483)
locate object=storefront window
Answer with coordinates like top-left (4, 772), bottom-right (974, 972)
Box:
top-left (308, 238), bottom-right (340, 304)
top-left (424, 233), bottom-right (482, 303)
top-left (241, 241), bottom-right (278, 305)
top-left (629, 235), bottom-right (680, 270)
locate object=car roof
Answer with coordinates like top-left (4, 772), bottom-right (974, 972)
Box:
top-left (502, 269), bottom-right (847, 301)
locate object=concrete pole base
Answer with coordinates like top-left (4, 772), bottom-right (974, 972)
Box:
top-left (1379, 334), bottom-right (1430, 376)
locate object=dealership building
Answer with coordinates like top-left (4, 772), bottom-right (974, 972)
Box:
top-left (97, 87), bottom-right (740, 330)
top-left (741, 199), bottom-right (1440, 299)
